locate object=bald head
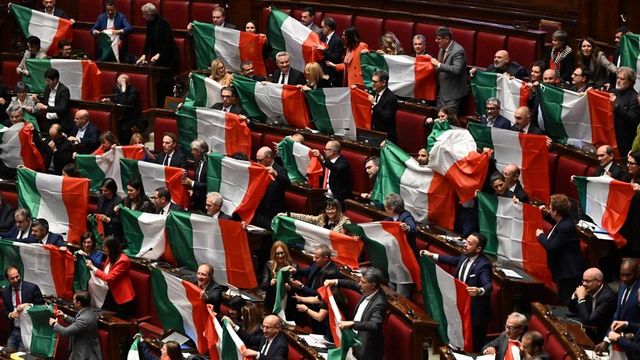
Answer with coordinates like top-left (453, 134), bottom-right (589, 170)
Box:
top-left (596, 145), bottom-right (614, 167)
top-left (49, 123), bottom-right (63, 138)
top-left (262, 315), bottom-right (282, 339)
top-left (494, 50), bottom-right (510, 69)
top-left (74, 110), bottom-right (90, 128)
top-left (542, 69), bottom-right (557, 84)
top-left (582, 267), bottom-right (604, 294)
top-left (256, 146), bottom-right (273, 166)
top-left (513, 106), bottom-right (532, 130)
top-left (502, 163), bottom-right (520, 186)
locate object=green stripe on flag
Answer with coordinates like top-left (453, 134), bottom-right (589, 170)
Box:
top-left (477, 192), bottom-right (500, 255)
top-left (165, 211), bottom-right (198, 270)
top-left (327, 328), bottom-right (359, 360)
top-left (186, 73), bottom-right (211, 108)
top-left (467, 122), bottom-right (495, 150)
top-left (304, 89), bottom-right (335, 135)
top-left (619, 33), bottom-right (640, 71)
top-left (23, 59), bottom-right (53, 94)
top-left (16, 167), bottom-right (42, 217)
top-left (426, 120), bottom-right (452, 152)
top-left (270, 216), bottom-right (306, 249)
top-left (0, 240), bottom-right (24, 287)
top-left (420, 255), bottom-right (449, 344)
top-left (150, 268), bottom-right (189, 335)
top-left (344, 224), bottom-right (390, 280)
top-left (232, 75), bottom-right (266, 121)
top-left (73, 254), bottom-right (90, 291)
top-left (75, 154), bottom-right (107, 192)
top-left (266, 7), bottom-right (289, 59)
top-left (470, 71), bottom-right (499, 115)
top-left (97, 32), bottom-right (118, 62)
top-left (272, 268), bottom-right (291, 316)
top-left (221, 319), bottom-right (239, 359)
top-left (192, 21), bottom-right (217, 69)
top-left (276, 137), bottom-right (306, 183)
top-left (120, 207), bottom-right (146, 257)
top-left (574, 176), bottom-right (589, 214)
top-left (371, 142), bottom-right (409, 207)
top-left (175, 103), bottom-right (198, 158)
top-left (206, 152), bottom-right (224, 192)
top-left (360, 53), bottom-right (390, 91)
top-left (119, 158), bottom-right (142, 191)
top-left (26, 304), bottom-right (58, 357)
top-left (539, 84), bottom-right (569, 143)
top-left (9, 4), bottom-right (33, 42)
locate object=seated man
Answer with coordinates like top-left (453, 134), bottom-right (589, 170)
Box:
top-left (482, 312), bottom-right (528, 359)
top-left (152, 132), bottom-right (187, 169)
top-left (472, 50), bottom-right (528, 80)
top-left (151, 187), bottom-right (183, 214)
top-left (595, 145), bottom-right (626, 180)
top-left (185, 263), bottom-right (227, 314)
top-left (205, 192), bottom-right (232, 219)
top-left (3, 265), bottom-right (45, 350)
top-left (520, 331), bottom-right (549, 360)
top-left (568, 267), bottom-right (616, 341)
top-left (68, 110), bottom-right (100, 154)
top-left (291, 244), bottom-right (338, 297)
top-left (511, 106), bottom-right (545, 135)
top-left (272, 51), bottom-right (306, 85)
top-left (91, 1), bottom-right (133, 61)
top-left (30, 218), bottom-right (64, 246)
top-left (242, 315), bottom-right (288, 359)
top-left (416, 148), bottom-right (429, 166)
top-left (34, 68), bottom-right (72, 133)
top-left (46, 123), bottom-right (73, 175)
top-left (212, 86), bottom-right (244, 115)
top-left (52, 40), bottom-right (73, 59)
top-left (360, 156), bottom-right (379, 199)
top-left (569, 66), bottom-right (593, 93)
top-left (0, 208), bottom-right (33, 242)
top-left (481, 97), bottom-right (512, 129)
top-left (502, 163), bottom-right (530, 203)
top-left (240, 61), bottom-right (266, 81)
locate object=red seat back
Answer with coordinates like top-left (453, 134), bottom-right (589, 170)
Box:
top-left (451, 28), bottom-right (476, 67)
top-left (322, 13), bottom-right (353, 36)
top-left (344, 209), bottom-right (374, 224)
top-left (261, 133), bottom-right (285, 154)
top-left (132, 0), bottom-right (160, 27)
top-left (425, 244), bottom-right (455, 274)
top-left (414, 23), bottom-right (440, 57)
top-left (285, 191), bottom-right (307, 213)
top-left (507, 36), bottom-right (537, 70)
top-left (287, 345), bottom-right (304, 360)
top-left (77, 0), bottom-right (105, 22)
top-left (528, 315), bottom-right (551, 341)
top-left (98, 329), bottom-right (111, 360)
top-left (354, 16), bottom-right (384, 51)
top-left (554, 156), bottom-right (588, 199)
top-left (130, 268), bottom-right (151, 320)
top-left (396, 109), bottom-right (427, 153)
top-left (115, 0), bottom-right (133, 21)
top-left (174, 36), bottom-right (191, 73)
top-left (1, 191), bottom-right (18, 207)
top-left (544, 335), bottom-right (568, 360)
top-left (71, 108), bottom-right (112, 133)
top-left (190, 3), bottom-right (220, 24)
top-left (384, 20), bottom-right (415, 53)
top-left (341, 288), bottom-right (362, 319)
top-left (340, 149), bottom-right (369, 194)
top-left (162, 0), bottom-right (190, 29)
top-left (125, 73), bottom-right (151, 109)
top-left (100, 70), bottom-right (119, 96)
top-left (251, 131), bottom-right (263, 157)
top-left (384, 313), bottom-right (413, 360)
top-left (154, 116), bottom-right (178, 151)
top-left (2, 60), bottom-right (22, 88)
top-left (72, 28), bottom-right (97, 60)
top-left (127, 33), bottom-right (146, 59)
top-left (474, 32), bottom-right (507, 67)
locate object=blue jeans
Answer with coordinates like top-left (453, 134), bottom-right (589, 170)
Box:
top-left (7, 327), bottom-right (24, 351)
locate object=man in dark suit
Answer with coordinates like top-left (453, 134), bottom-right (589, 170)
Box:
top-left (154, 132), bottom-right (187, 169)
top-left (30, 218), bottom-right (64, 247)
top-left (511, 106), bottom-right (546, 135)
top-left (105, 74), bottom-right (144, 143)
top-left (595, 145), bottom-right (626, 180)
top-left (41, 0), bottom-right (74, 22)
top-left (481, 50), bottom-right (528, 80)
top-left (292, 245), bottom-right (338, 297)
top-left (184, 264), bottom-right (227, 314)
top-left (1, 208), bottom-right (33, 242)
top-left (327, 267), bottom-right (388, 360)
top-left (370, 70), bottom-right (398, 143)
top-left (68, 109), bottom-right (100, 154)
top-left (35, 68), bottom-right (71, 133)
top-left (272, 52), bottom-right (306, 86)
top-left (319, 17), bottom-right (345, 87)
top-left (569, 268), bottom-right (617, 341)
top-left (183, 139), bottom-right (208, 213)
top-left (96, 178), bottom-right (121, 238)
top-left (502, 164), bottom-right (530, 203)
top-left (50, 291), bottom-right (101, 360)
top-left (430, 27), bottom-right (468, 114)
top-left (482, 312), bottom-right (528, 360)
top-left (187, 6), bottom-right (236, 33)
top-left (253, 147), bottom-right (289, 229)
top-left (240, 61), bottom-right (266, 82)
top-left (45, 123), bottom-right (74, 175)
top-left (300, 7), bottom-right (322, 36)
top-left (91, 1), bottom-right (133, 61)
top-left (481, 97), bottom-right (512, 129)
top-left (242, 315), bottom-right (288, 360)
top-left (3, 265), bottom-right (45, 350)
top-left (151, 187), bottom-right (183, 214)
top-left (211, 86), bottom-right (244, 115)
top-left (0, 193), bottom-right (15, 233)
top-left (383, 193), bottom-right (417, 261)
top-left (612, 67), bottom-right (640, 157)
top-left (312, 140), bottom-right (352, 206)
top-left (205, 192), bottom-right (232, 220)
top-left (422, 233), bottom-right (493, 351)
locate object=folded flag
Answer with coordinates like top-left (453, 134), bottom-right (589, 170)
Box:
top-left (150, 267), bottom-right (209, 353)
top-left (344, 222), bottom-right (421, 289)
top-left (23, 59), bottom-right (102, 101)
top-left (207, 153), bottom-right (273, 222)
top-left (20, 304), bottom-right (59, 357)
top-left (221, 318), bottom-right (249, 360)
top-left (273, 267), bottom-right (294, 324)
top-left (88, 270), bottom-right (109, 308)
top-left (361, 53), bottom-right (437, 100)
top-left (119, 158), bottom-right (189, 208)
top-left (186, 72), bottom-right (223, 108)
top-left (267, 7), bottom-right (324, 72)
top-left (76, 145), bottom-right (145, 192)
top-left (97, 30), bottom-right (120, 62)
top-left (428, 126), bottom-right (492, 203)
top-left (176, 104), bottom-right (252, 158)
top-left (574, 176), bottom-right (636, 248)
top-left (0, 122), bottom-right (45, 171)
top-left (420, 255), bottom-right (473, 352)
top-left (119, 207), bottom-right (167, 260)
top-left (271, 215), bottom-right (363, 270)
top-left (539, 86), bottom-right (617, 152)
top-left (371, 141), bottom-right (456, 229)
top-left (233, 75), bottom-right (312, 128)
top-left (317, 285), bottom-right (350, 347)
top-left (468, 122), bottom-right (550, 202)
top-left (619, 33), bottom-right (640, 92)
top-left (276, 136), bottom-right (323, 187)
top-left (304, 87), bottom-right (372, 140)
top-left (477, 192), bottom-right (554, 288)
top-left (0, 241), bottom-right (75, 299)
top-left (165, 211), bottom-right (257, 289)
top-left (127, 337), bottom-right (141, 360)
top-left (327, 329), bottom-right (359, 360)
top-left (10, 3), bottom-right (72, 55)
top-left (17, 168), bottom-right (89, 243)
top-left (470, 71), bottom-right (531, 122)
top-left (192, 21), bottom-right (267, 76)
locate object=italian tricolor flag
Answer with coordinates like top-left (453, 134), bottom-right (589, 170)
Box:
top-left (574, 176), bottom-right (636, 248)
top-left (271, 215), bottom-right (363, 270)
top-left (119, 207), bottom-right (167, 260)
top-left (127, 337), bottom-right (141, 360)
top-left (477, 192), bottom-right (554, 288)
top-left (468, 122), bottom-right (550, 202)
top-left (186, 72), bottom-right (223, 108)
top-left (539, 86), bottom-right (617, 152)
top-left (470, 71), bottom-right (531, 122)
top-left (20, 304), bottom-right (59, 357)
top-left (165, 211), bottom-right (257, 289)
top-left (420, 255), bottom-right (473, 352)
top-left (361, 53), bottom-right (437, 101)
top-left (192, 21), bottom-right (267, 76)
top-left (10, 3), bottom-right (72, 55)
top-left (317, 285), bottom-right (348, 347)
top-left (75, 145), bottom-right (145, 192)
top-left (345, 222), bottom-right (421, 290)
top-left (176, 104), bottom-right (252, 158)
top-left (150, 267), bottom-right (209, 353)
top-left (0, 241), bottom-right (75, 299)
top-left (277, 136), bottom-right (323, 187)
top-left (97, 31), bottom-right (120, 62)
top-left (619, 33), bottom-right (640, 92)
top-left (428, 126), bottom-right (492, 203)
top-left (233, 75), bottom-right (311, 128)
top-left (304, 87), bottom-right (372, 140)
top-left (0, 122), bottom-right (45, 171)
top-left (267, 7), bottom-right (324, 72)
top-left (206, 153), bottom-right (273, 222)
top-left (211, 316), bottom-right (250, 360)
top-left (371, 141), bottom-right (456, 229)
top-left (272, 268), bottom-right (294, 324)
top-left (24, 59), bottom-right (102, 101)
top-left (17, 168), bottom-right (89, 244)
top-left (119, 158), bottom-right (189, 209)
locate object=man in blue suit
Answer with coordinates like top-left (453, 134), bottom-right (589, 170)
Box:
top-left (2, 265), bottom-right (45, 350)
top-left (29, 218), bottom-right (64, 247)
top-left (91, 1), bottom-right (133, 61)
top-left (480, 97), bottom-right (512, 129)
top-left (421, 233), bottom-right (493, 352)
top-left (0, 208), bottom-right (34, 242)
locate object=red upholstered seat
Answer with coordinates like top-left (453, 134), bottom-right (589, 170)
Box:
top-left (507, 37), bottom-right (537, 70)
top-left (154, 116), bottom-right (178, 151)
top-left (72, 28), bottom-right (97, 60)
top-left (127, 33), bottom-right (146, 58)
top-left (115, 0), bottom-right (133, 22)
top-left (587, 165), bottom-right (598, 176)
top-left (425, 244), bottom-right (455, 274)
top-left (474, 32), bottom-right (507, 67)
top-left (2, 60), bottom-right (22, 88)
top-left (98, 329), bottom-right (112, 360)
top-left (544, 335), bottom-right (568, 360)
top-left (285, 191), bottom-right (307, 213)
top-left (190, 3), bottom-right (220, 24)
top-left (547, 152), bottom-right (559, 193)
top-left (100, 70), bottom-right (119, 95)
top-left (289, 9), bottom-right (324, 26)
top-left (384, 313), bottom-right (413, 360)
top-left (487, 281), bottom-right (503, 333)
top-left (396, 109), bottom-right (427, 153)
top-left (340, 150), bottom-right (369, 194)
top-left (77, 0), bottom-right (105, 22)
top-left (528, 315), bottom-right (551, 341)
top-left (251, 131), bottom-right (263, 158)
top-left (1, 191), bottom-right (18, 207)
top-left (344, 209), bottom-right (374, 224)
top-left (287, 345), bottom-right (304, 360)
top-left (124, 72), bottom-right (150, 109)
top-left (323, 13), bottom-right (353, 35)
top-left (71, 108), bottom-right (112, 133)
top-left (130, 269), bottom-right (151, 320)
top-left (174, 36), bottom-right (191, 73)
top-left (162, 0), bottom-right (190, 29)
top-left (261, 133), bottom-right (285, 153)
top-left (354, 16), bottom-right (384, 52)
top-left (384, 20), bottom-right (415, 54)
top-left (132, 0), bottom-right (160, 26)
top-left (341, 288), bottom-right (362, 319)
top-left (291, 9), bottom-right (303, 22)
top-left (554, 156), bottom-right (589, 199)
top-left (450, 28), bottom-right (476, 68)
top-left (414, 23), bottom-right (440, 58)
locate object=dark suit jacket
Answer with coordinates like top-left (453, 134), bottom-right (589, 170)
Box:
top-left (568, 283), bottom-right (617, 341)
top-left (322, 33), bottom-right (345, 86)
top-left (438, 253), bottom-right (493, 326)
top-left (144, 16), bottom-right (179, 72)
top-left (190, 159), bottom-right (208, 212)
top-left (154, 148), bottom-right (187, 169)
top-left (91, 12), bottom-right (133, 35)
top-left (511, 123), bottom-right (546, 135)
top-left (511, 181), bottom-right (530, 203)
top-left (324, 156), bottom-right (352, 204)
top-left (0, 224), bottom-right (33, 242)
top-left (613, 280), bottom-right (640, 324)
top-left (211, 103), bottom-right (244, 115)
top-left (372, 88), bottom-right (398, 143)
top-left (42, 82), bottom-right (71, 132)
top-left (295, 261), bottom-right (338, 297)
top-left (272, 68), bottom-right (306, 86)
top-left (53, 307), bottom-right (102, 360)
top-left (216, 211), bottom-right (233, 220)
top-left (222, 22), bottom-right (237, 30)
top-left (45, 135), bottom-right (73, 175)
top-left (537, 216), bottom-right (585, 281)
top-left (612, 86), bottom-right (640, 157)
top-left (253, 162), bottom-right (289, 229)
top-left (616, 322), bottom-right (640, 358)
top-left (0, 203), bottom-right (15, 233)
top-left (486, 62), bottom-right (529, 80)
top-left (97, 194), bottom-right (121, 237)
top-left (436, 41), bottom-right (468, 102)
top-left (157, 202), bottom-right (184, 214)
top-left (595, 162), bottom-right (626, 181)
top-left (481, 114), bottom-right (512, 129)
top-left (29, 232), bottom-right (65, 247)
top-left (2, 281), bottom-right (45, 331)
top-left (183, 271), bottom-right (228, 314)
top-left (482, 332), bottom-right (520, 360)
top-left (70, 122), bottom-right (100, 154)
top-left (256, 331), bottom-right (288, 360)
top-left (337, 279), bottom-right (388, 360)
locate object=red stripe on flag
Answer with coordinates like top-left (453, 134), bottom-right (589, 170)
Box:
top-left (164, 166), bottom-right (190, 208)
top-left (317, 285), bottom-right (342, 346)
top-left (328, 232), bottom-right (363, 270)
top-left (223, 113), bottom-right (252, 158)
top-left (46, 245), bottom-right (75, 299)
top-left (426, 173), bottom-right (456, 230)
top-left (219, 219), bottom-right (258, 288)
top-left (453, 277), bottom-right (474, 352)
top-left (602, 179), bottom-right (635, 248)
top-left (380, 222), bottom-right (422, 290)
top-left (205, 305), bottom-right (221, 359)
top-left (18, 124), bottom-right (45, 171)
top-left (120, 145), bottom-right (145, 159)
top-left (518, 133), bottom-right (550, 203)
top-left (521, 204), bottom-right (555, 291)
top-left (301, 32), bottom-right (324, 64)
top-left (60, 177), bottom-right (89, 244)
top-left (587, 90), bottom-right (619, 156)
top-left (238, 32), bottom-right (267, 77)
top-left (232, 163), bottom-right (272, 223)
top-left (519, 82), bottom-right (531, 107)
top-left (350, 88), bottom-right (372, 129)
top-left (446, 150), bottom-right (492, 203)
top-left (80, 61), bottom-right (102, 101)
top-left (48, 18), bottom-right (73, 56)
top-left (306, 151), bottom-right (323, 188)
top-left (281, 85), bottom-right (311, 129)
top-left (413, 56), bottom-right (437, 101)
top-left (181, 279), bottom-right (210, 353)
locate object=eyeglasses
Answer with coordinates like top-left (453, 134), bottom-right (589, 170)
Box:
top-left (628, 162), bottom-right (638, 166)
top-left (205, 203), bottom-right (219, 208)
top-left (275, 252), bottom-right (286, 256)
top-left (505, 324), bottom-right (522, 332)
top-left (324, 148), bottom-right (334, 152)
top-left (486, 106), bottom-right (498, 110)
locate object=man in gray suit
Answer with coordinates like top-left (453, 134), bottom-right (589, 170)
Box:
top-left (50, 291), bottom-right (102, 360)
top-left (300, 7), bottom-right (322, 36)
top-left (430, 27), bottom-right (468, 114)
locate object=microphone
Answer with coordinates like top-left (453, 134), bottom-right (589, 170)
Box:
top-left (138, 247), bottom-right (154, 259)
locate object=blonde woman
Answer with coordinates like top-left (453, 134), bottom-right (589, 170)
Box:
top-left (260, 241), bottom-right (297, 312)
top-left (209, 59), bottom-right (234, 86)
top-left (299, 62), bottom-right (332, 91)
top-left (377, 32), bottom-right (404, 55)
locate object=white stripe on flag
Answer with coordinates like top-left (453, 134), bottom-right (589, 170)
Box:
top-left (434, 266), bottom-right (465, 350)
top-left (323, 88), bottom-right (357, 140)
top-left (559, 90), bottom-right (592, 143)
top-left (385, 55), bottom-right (416, 97)
top-left (204, 77), bottom-right (223, 107)
top-left (190, 214), bottom-right (229, 285)
top-left (162, 273), bottom-right (197, 341)
top-left (495, 75), bottom-right (521, 124)
top-left (213, 26), bottom-right (242, 72)
top-left (496, 197), bottom-right (524, 267)
top-left (134, 213), bottom-right (166, 259)
top-left (254, 82), bottom-right (284, 121)
top-left (290, 219), bottom-right (335, 255)
top-left (280, 17), bottom-right (312, 72)
top-left (0, 122), bottom-right (25, 168)
top-left (19, 244), bottom-right (57, 296)
top-left (364, 224), bottom-right (413, 284)
top-left (399, 158), bottom-right (429, 223)
top-left (219, 158), bottom-right (250, 215)
top-left (137, 161), bottom-right (168, 199)
top-left (51, 60), bottom-right (84, 100)
top-left (34, 173), bottom-right (69, 236)
top-left (585, 176), bottom-right (613, 226)
top-left (195, 108), bottom-right (227, 155)
top-left (20, 306), bottom-right (35, 350)
top-left (27, 12), bottom-right (59, 54)
top-left (491, 127), bottom-right (523, 173)
top-left (291, 141), bottom-right (311, 177)
top-left (89, 271), bottom-right (109, 308)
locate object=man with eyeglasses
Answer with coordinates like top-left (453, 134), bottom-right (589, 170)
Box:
top-left (211, 86), bottom-right (244, 115)
top-left (184, 263), bottom-right (226, 314)
top-left (369, 70), bottom-right (398, 143)
top-left (241, 315), bottom-right (288, 359)
top-left (610, 66), bottom-right (640, 158)
top-left (482, 312), bottom-right (528, 359)
top-left (569, 66), bottom-right (592, 93)
top-left (480, 97), bottom-right (511, 129)
top-left (241, 61), bottom-right (265, 81)
top-left (253, 146), bottom-right (289, 230)
top-left (205, 192), bottom-right (232, 220)
top-left (568, 268), bottom-right (616, 341)
top-left (0, 208), bottom-right (33, 242)
top-left (430, 26), bottom-right (468, 114)
top-left (311, 140), bottom-right (351, 206)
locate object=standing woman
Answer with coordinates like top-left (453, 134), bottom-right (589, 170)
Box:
top-left (95, 178), bottom-right (122, 238)
top-left (536, 194), bottom-right (586, 305)
top-left (544, 30), bottom-right (574, 82)
top-left (575, 37), bottom-right (617, 87)
top-left (325, 26), bottom-right (369, 87)
top-left (85, 236), bottom-right (135, 318)
top-left (620, 151), bottom-right (640, 257)
top-left (300, 62), bottom-right (332, 91)
top-left (261, 241), bottom-right (297, 313)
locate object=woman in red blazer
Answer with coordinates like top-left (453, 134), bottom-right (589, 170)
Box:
top-left (85, 236), bottom-right (135, 318)
top-left (326, 26), bottom-right (369, 87)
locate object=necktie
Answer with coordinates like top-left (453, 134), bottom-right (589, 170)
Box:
top-left (160, 209), bottom-right (164, 215)
top-left (279, 73), bottom-right (285, 84)
top-left (621, 288), bottom-right (630, 306)
top-left (458, 258), bottom-right (470, 283)
top-left (164, 155), bottom-right (170, 166)
top-left (261, 340), bottom-right (270, 355)
top-left (14, 289), bottom-right (20, 306)
top-left (223, 108), bottom-right (228, 112)
top-left (375, 93), bottom-right (380, 103)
